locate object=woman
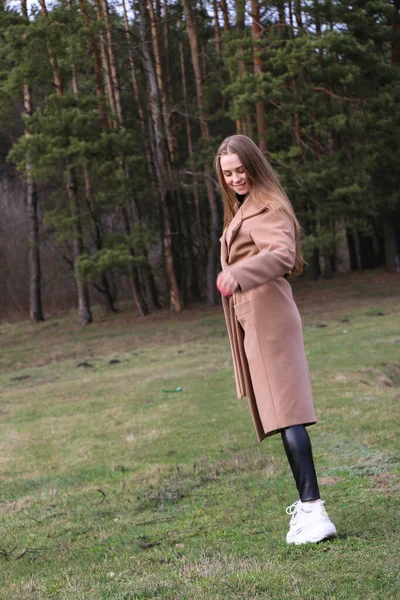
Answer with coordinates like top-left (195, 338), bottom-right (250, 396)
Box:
top-left (215, 135), bottom-right (336, 545)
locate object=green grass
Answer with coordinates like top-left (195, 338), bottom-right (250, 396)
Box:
top-left (0, 270), bottom-right (399, 599)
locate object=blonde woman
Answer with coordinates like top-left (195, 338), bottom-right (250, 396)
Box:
top-left (215, 135), bottom-right (336, 545)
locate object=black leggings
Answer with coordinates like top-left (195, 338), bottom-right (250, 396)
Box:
top-left (281, 425), bottom-right (320, 502)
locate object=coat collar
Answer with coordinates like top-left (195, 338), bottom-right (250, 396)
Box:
top-left (223, 194), bottom-right (267, 254)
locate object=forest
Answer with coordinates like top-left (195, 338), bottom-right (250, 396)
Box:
top-left (0, 0), bottom-right (399, 324)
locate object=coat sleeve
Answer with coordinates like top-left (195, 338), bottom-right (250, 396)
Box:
top-left (228, 209), bottom-right (296, 292)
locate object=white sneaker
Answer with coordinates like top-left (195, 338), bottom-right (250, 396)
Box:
top-left (286, 500), bottom-right (337, 545)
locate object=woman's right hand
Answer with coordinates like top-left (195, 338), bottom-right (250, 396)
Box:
top-left (216, 270), bottom-right (239, 297)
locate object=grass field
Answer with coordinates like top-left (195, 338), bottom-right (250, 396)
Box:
top-left (0, 270), bottom-right (399, 599)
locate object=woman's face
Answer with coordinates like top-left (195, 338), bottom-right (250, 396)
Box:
top-left (220, 153), bottom-right (248, 195)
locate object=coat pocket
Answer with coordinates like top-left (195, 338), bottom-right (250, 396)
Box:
top-left (233, 299), bottom-right (252, 320)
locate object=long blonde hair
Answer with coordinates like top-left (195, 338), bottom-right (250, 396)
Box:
top-left (215, 134), bottom-right (303, 276)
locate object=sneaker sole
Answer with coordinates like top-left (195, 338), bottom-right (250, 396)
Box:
top-left (287, 525), bottom-right (337, 545)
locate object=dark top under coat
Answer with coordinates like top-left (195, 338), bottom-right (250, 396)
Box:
top-left (236, 192), bottom-right (248, 205)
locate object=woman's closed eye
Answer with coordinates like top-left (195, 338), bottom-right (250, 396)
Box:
top-left (223, 168), bottom-right (244, 176)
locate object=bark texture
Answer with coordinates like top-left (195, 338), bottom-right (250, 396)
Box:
top-left (39, 0), bottom-right (92, 325)
top-left (138, 1), bottom-right (182, 312)
top-left (22, 0), bottom-right (44, 322)
top-left (182, 0), bottom-right (220, 305)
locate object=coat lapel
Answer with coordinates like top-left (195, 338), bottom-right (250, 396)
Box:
top-left (226, 206), bottom-right (244, 252)
top-left (226, 196), bottom-right (266, 253)
top-left (220, 229), bottom-right (229, 269)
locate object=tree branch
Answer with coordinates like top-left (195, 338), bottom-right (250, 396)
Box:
top-left (313, 87), bottom-right (365, 103)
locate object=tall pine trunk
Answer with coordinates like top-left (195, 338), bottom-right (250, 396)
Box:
top-left (235, 0), bottom-right (246, 133)
top-left (179, 36), bottom-right (207, 278)
top-left (99, 0), bottom-right (123, 125)
top-left (147, 0), bottom-right (175, 162)
top-left (121, 207), bottom-right (150, 316)
top-left (212, 0), bottom-right (222, 56)
top-left (383, 0), bottom-right (400, 271)
top-left (26, 161), bottom-right (43, 322)
top-left (334, 218), bottom-right (351, 274)
top-left (138, 1), bottom-right (182, 312)
top-left (81, 165), bottom-right (118, 312)
top-left (251, 0), bottom-right (267, 153)
top-left (22, 0), bottom-right (44, 322)
top-left (66, 167), bottom-right (92, 323)
top-left (122, 0), bottom-right (154, 179)
top-left (220, 0), bottom-right (230, 30)
top-left (294, 0), bottom-right (304, 31)
top-left (93, 0), bottom-right (152, 314)
top-left (70, 8), bottom-right (117, 314)
top-left (382, 219), bottom-right (400, 273)
top-left (182, 0), bottom-right (220, 305)
top-left (77, 0), bottom-right (108, 126)
top-left (39, 0), bottom-right (92, 325)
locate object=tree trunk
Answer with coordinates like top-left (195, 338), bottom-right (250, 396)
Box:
top-left (162, 0), bottom-right (174, 111)
top-left (69, 21), bottom-right (116, 315)
top-left (294, 0), bottom-right (304, 31)
top-left (181, 190), bottom-right (201, 301)
top-left (182, 0), bottom-right (220, 305)
top-left (319, 255), bottom-right (333, 278)
top-left (212, 0), bottom-right (222, 56)
top-left (122, 0), bottom-right (155, 182)
top-left (22, 0), bottom-right (44, 322)
top-left (251, 0), bottom-right (267, 153)
top-left (179, 36), bottom-right (207, 276)
top-left (334, 217), bottom-right (351, 274)
top-left (217, 1), bottom-right (237, 124)
top-left (138, 1), bottom-right (182, 312)
top-left (95, 1), bottom-right (156, 314)
top-left (121, 207), bottom-right (150, 316)
top-left (304, 198), bottom-right (320, 280)
top-left (236, 0), bottom-right (245, 30)
top-left (39, 0), bottom-right (92, 324)
top-left (99, 0), bottom-right (123, 125)
top-left (38, 0), bottom-right (62, 95)
top-left (352, 230), bottom-right (362, 271)
top-left (316, 209), bottom-right (333, 279)
top-left (77, 0), bottom-right (108, 126)
top-left (278, 0), bottom-right (287, 37)
top-left (96, 1), bottom-right (116, 125)
top-left (292, 75), bottom-right (302, 146)
top-left (391, 0), bottom-right (400, 65)
top-left (288, 0), bottom-right (294, 31)
top-left (26, 163), bottom-right (44, 321)
top-left (235, 0), bottom-right (246, 134)
top-left (147, 0), bottom-right (175, 162)
top-left (220, 0), bottom-right (230, 30)
top-left (66, 168), bottom-right (93, 324)
top-left (382, 218), bottom-right (400, 272)
top-left (82, 165), bottom-right (118, 313)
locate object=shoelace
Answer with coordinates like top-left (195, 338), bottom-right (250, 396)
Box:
top-left (286, 500), bottom-right (301, 526)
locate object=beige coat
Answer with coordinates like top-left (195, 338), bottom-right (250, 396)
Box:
top-left (220, 195), bottom-right (316, 442)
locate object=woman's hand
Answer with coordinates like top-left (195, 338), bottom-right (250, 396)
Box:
top-left (216, 270), bottom-right (239, 297)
